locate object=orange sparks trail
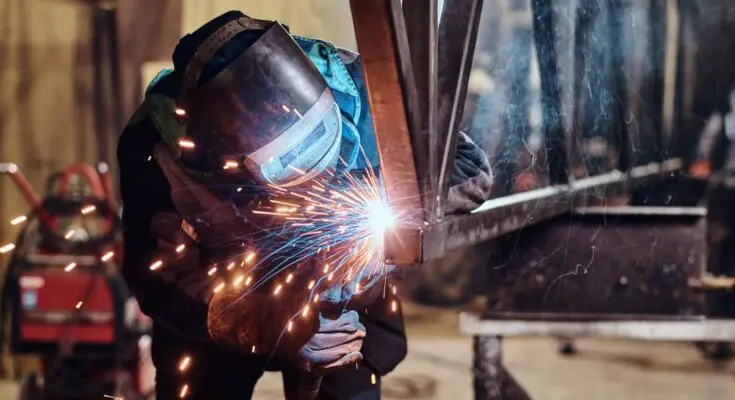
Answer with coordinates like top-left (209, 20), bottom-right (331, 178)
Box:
top-left (150, 260), bottom-right (163, 271)
top-left (64, 262), bottom-right (77, 272)
top-left (179, 384), bottom-right (190, 398)
top-left (81, 205), bottom-right (96, 215)
top-left (179, 355), bottom-right (192, 372)
top-left (101, 251), bottom-right (114, 262)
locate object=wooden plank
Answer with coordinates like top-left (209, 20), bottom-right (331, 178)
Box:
top-left (350, 0), bottom-right (423, 266)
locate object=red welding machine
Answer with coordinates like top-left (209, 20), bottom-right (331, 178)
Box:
top-left (1, 163), bottom-right (154, 400)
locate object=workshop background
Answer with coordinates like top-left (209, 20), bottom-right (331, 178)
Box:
top-left (2, 0), bottom-right (735, 399)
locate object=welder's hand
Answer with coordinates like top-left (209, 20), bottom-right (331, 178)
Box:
top-left (690, 160), bottom-right (712, 179)
top-left (446, 171), bottom-right (494, 213)
top-left (298, 310), bottom-right (365, 372)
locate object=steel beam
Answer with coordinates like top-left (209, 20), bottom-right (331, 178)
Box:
top-left (351, 0), bottom-right (423, 266)
top-left (434, 0), bottom-right (484, 219)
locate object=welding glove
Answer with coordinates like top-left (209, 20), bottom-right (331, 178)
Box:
top-left (446, 131), bottom-right (494, 214)
top-left (298, 310), bottom-right (366, 371)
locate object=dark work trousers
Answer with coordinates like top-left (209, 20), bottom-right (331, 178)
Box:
top-left (152, 326), bottom-right (381, 400)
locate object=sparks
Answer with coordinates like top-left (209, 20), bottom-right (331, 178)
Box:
top-left (179, 139), bottom-right (195, 149)
top-left (391, 300), bottom-right (398, 312)
top-left (371, 374), bottom-right (377, 385)
top-left (64, 262), bottom-right (77, 272)
top-left (207, 267), bottom-right (217, 276)
top-left (81, 205), bottom-right (96, 215)
top-left (233, 275), bottom-right (244, 287)
top-left (273, 284), bottom-right (283, 296)
top-left (150, 260), bottom-right (163, 271)
top-left (178, 355), bottom-right (191, 372)
top-left (286, 273), bottom-right (294, 283)
top-left (213, 282), bottom-right (225, 293)
top-left (302, 305), bottom-right (310, 318)
top-left (179, 384), bottom-right (189, 398)
top-left (244, 252), bottom-right (256, 264)
top-left (0, 243), bottom-right (15, 254)
top-left (101, 251), bottom-right (114, 262)
top-left (287, 321), bottom-right (293, 332)
top-left (10, 215), bottom-right (27, 225)
top-left (175, 108), bottom-right (187, 116)
top-left (227, 262), bottom-right (236, 271)
top-left (308, 280), bottom-right (315, 290)
top-left (75, 301), bottom-right (83, 309)
top-left (64, 230), bottom-right (75, 240)
top-left (245, 276), bottom-right (252, 286)
top-left (176, 244), bottom-right (186, 253)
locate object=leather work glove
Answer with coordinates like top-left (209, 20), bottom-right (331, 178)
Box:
top-left (446, 131), bottom-right (494, 214)
top-left (298, 310), bottom-right (366, 372)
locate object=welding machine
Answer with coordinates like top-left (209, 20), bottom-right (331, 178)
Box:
top-left (1, 163), bottom-right (153, 400)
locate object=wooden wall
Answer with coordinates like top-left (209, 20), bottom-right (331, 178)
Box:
top-left (0, 0), bottom-right (181, 263)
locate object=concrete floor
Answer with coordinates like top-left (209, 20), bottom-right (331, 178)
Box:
top-left (2, 303), bottom-right (735, 399)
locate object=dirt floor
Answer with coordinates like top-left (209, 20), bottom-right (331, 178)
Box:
top-left (2, 301), bottom-right (735, 399)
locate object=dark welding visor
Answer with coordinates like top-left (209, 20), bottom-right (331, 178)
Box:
top-left (181, 20), bottom-right (342, 188)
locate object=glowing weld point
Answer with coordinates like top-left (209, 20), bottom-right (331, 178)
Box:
top-left (101, 251), bottom-right (114, 262)
top-left (150, 260), bottom-right (163, 271)
top-left (371, 374), bottom-right (377, 385)
top-left (64, 262), bottom-right (77, 272)
top-left (286, 273), bottom-right (294, 283)
top-left (213, 282), bottom-right (225, 293)
top-left (64, 230), bottom-right (75, 240)
top-left (178, 139), bottom-right (195, 149)
top-left (10, 215), bottom-right (27, 225)
top-left (391, 300), bottom-right (398, 312)
top-left (0, 243), bottom-right (15, 254)
top-left (227, 262), bottom-right (236, 271)
top-left (75, 301), bottom-right (83, 309)
top-left (178, 356), bottom-right (191, 372)
top-left (308, 280), bottom-right (315, 290)
top-left (179, 384), bottom-right (189, 398)
top-left (176, 244), bottom-right (186, 253)
top-left (287, 321), bottom-right (293, 332)
top-left (273, 284), bottom-right (283, 296)
top-left (81, 205), bottom-right (96, 215)
top-left (175, 108), bottom-right (186, 116)
top-left (207, 267), bottom-right (217, 277)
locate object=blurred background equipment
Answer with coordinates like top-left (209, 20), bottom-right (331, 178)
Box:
top-left (0, 163), bottom-right (152, 400)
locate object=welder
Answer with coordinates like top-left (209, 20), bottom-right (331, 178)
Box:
top-left (117, 11), bottom-right (493, 399)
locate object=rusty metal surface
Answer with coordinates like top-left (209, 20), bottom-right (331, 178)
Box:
top-left (483, 206), bottom-right (707, 318)
top-left (422, 159), bottom-right (682, 262)
top-left (350, 0), bottom-right (423, 266)
top-left (401, 0), bottom-right (437, 218)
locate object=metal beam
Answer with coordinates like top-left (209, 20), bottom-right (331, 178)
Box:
top-left (421, 159), bottom-right (682, 262)
top-left (434, 0), bottom-right (484, 219)
top-left (460, 313), bottom-right (735, 341)
top-left (531, 0), bottom-right (570, 184)
top-left (351, 0), bottom-right (423, 266)
top-left (402, 0), bottom-right (438, 220)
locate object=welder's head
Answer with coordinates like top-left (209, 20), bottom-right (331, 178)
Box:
top-left (173, 12), bottom-right (342, 189)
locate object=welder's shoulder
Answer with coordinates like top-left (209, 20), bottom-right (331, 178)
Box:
top-left (117, 109), bottom-right (174, 211)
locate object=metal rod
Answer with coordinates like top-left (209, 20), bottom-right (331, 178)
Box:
top-left (435, 0), bottom-right (484, 219)
top-left (530, 0), bottom-right (570, 184)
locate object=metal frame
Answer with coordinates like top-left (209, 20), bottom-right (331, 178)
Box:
top-left (350, 0), bottom-right (687, 265)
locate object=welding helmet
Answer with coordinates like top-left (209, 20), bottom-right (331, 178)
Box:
top-left (175, 17), bottom-right (342, 188)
